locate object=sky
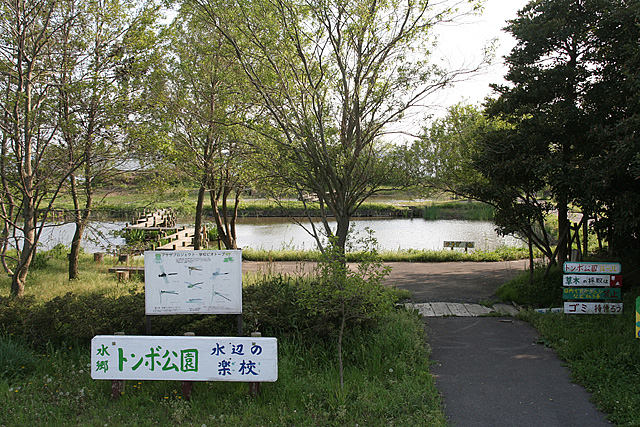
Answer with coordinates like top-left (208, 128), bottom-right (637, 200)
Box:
top-left (428, 0), bottom-right (532, 114)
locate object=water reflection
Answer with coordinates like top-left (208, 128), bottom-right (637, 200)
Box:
top-left (34, 217), bottom-right (521, 253)
top-left (234, 217), bottom-right (521, 251)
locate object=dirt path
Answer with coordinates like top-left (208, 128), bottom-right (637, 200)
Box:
top-left (242, 259), bottom-right (530, 304)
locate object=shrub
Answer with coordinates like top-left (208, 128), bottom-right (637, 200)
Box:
top-left (495, 265), bottom-right (564, 307)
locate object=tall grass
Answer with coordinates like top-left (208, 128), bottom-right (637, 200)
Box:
top-left (422, 201), bottom-right (494, 221)
top-left (244, 246), bottom-right (529, 263)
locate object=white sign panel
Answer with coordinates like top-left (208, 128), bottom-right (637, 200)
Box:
top-left (91, 335), bottom-right (277, 382)
top-left (563, 274), bottom-right (622, 287)
top-left (144, 250), bottom-right (242, 315)
top-left (563, 261), bottom-right (622, 275)
top-left (564, 302), bottom-right (623, 315)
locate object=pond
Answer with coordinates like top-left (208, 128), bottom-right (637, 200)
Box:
top-left (35, 217), bottom-right (522, 253)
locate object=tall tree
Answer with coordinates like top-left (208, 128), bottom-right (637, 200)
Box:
top-left (192, 0), bottom-right (488, 258)
top-left (0, 0), bottom-right (81, 296)
top-left (577, 0), bottom-right (640, 256)
top-left (161, 6), bottom-right (249, 250)
top-left (484, 0), bottom-right (607, 266)
top-left (55, 0), bottom-right (162, 279)
top-left (412, 103), bottom-right (486, 194)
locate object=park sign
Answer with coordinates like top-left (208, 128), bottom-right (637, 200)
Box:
top-left (564, 302), bottom-right (623, 315)
top-left (91, 335), bottom-right (277, 382)
top-left (144, 250), bottom-right (242, 315)
top-left (563, 288), bottom-right (621, 300)
top-left (562, 261), bottom-right (623, 315)
top-left (563, 274), bottom-right (622, 287)
top-left (563, 261), bottom-right (621, 275)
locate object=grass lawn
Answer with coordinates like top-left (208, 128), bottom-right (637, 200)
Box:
top-left (0, 252), bottom-right (447, 426)
top-left (0, 310), bottom-right (446, 426)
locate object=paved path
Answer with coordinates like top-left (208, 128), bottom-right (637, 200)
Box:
top-left (244, 259), bottom-right (612, 425)
top-left (427, 317), bottom-right (612, 426)
top-left (243, 259), bottom-right (530, 304)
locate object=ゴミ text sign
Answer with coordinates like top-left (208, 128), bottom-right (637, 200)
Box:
top-left (563, 274), bottom-right (622, 287)
top-left (144, 250), bottom-right (242, 315)
top-left (91, 335), bottom-right (277, 382)
top-left (563, 261), bottom-right (621, 275)
top-left (564, 302), bottom-right (623, 315)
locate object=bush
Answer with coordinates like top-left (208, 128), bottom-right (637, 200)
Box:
top-left (0, 273), bottom-right (407, 352)
top-left (495, 265), bottom-right (564, 307)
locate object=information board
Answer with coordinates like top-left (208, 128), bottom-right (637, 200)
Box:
top-left (144, 250), bottom-right (242, 315)
top-left (91, 335), bottom-right (277, 382)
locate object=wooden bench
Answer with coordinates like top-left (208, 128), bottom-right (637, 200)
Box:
top-left (443, 241), bottom-right (475, 253)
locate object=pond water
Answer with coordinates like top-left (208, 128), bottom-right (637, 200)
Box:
top-left (35, 217), bottom-right (522, 253)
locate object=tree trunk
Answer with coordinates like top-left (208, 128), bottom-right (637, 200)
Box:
top-left (557, 198), bottom-right (569, 267)
top-left (193, 184), bottom-right (206, 250)
top-left (338, 301), bottom-right (346, 391)
top-left (69, 220), bottom-right (87, 280)
top-left (209, 185), bottom-right (239, 250)
top-left (12, 202), bottom-right (36, 297)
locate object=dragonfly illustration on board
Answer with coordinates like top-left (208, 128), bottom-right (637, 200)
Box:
top-left (159, 290), bottom-right (179, 303)
top-left (187, 266), bottom-right (203, 275)
top-left (158, 265), bottom-right (178, 284)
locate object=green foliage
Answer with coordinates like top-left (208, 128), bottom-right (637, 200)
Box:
top-left (30, 244), bottom-right (71, 271)
top-left (422, 201), bottom-right (494, 220)
top-left (297, 232), bottom-right (394, 334)
top-left (0, 335), bottom-right (38, 382)
top-left (413, 103), bottom-right (488, 192)
top-left (242, 275), bottom-right (309, 337)
top-left (495, 265), bottom-right (564, 307)
top-left (0, 272), bottom-right (408, 350)
top-left (0, 307), bottom-right (446, 426)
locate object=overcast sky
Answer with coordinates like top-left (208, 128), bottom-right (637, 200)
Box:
top-left (433, 0), bottom-right (531, 111)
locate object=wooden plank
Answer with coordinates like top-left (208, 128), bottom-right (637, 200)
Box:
top-left (563, 287), bottom-right (621, 300)
top-left (564, 302), bottom-right (623, 314)
top-left (430, 302), bottom-right (453, 317)
top-left (446, 303), bottom-right (470, 317)
top-left (463, 304), bottom-right (492, 316)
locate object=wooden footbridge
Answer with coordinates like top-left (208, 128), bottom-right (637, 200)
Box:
top-left (125, 208), bottom-right (176, 230)
top-left (155, 226), bottom-right (209, 250)
top-left (122, 209), bottom-right (209, 251)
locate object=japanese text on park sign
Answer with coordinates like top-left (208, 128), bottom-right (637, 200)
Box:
top-left (91, 336), bottom-right (278, 382)
top-left (563, 274), bottom-right (622, 287)
top-left (564, 302), bottom-right (623, 315)
top-left (144, 250), bottom-right (242, 315)
top-left (563, 261), bottom-right (621, 275)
